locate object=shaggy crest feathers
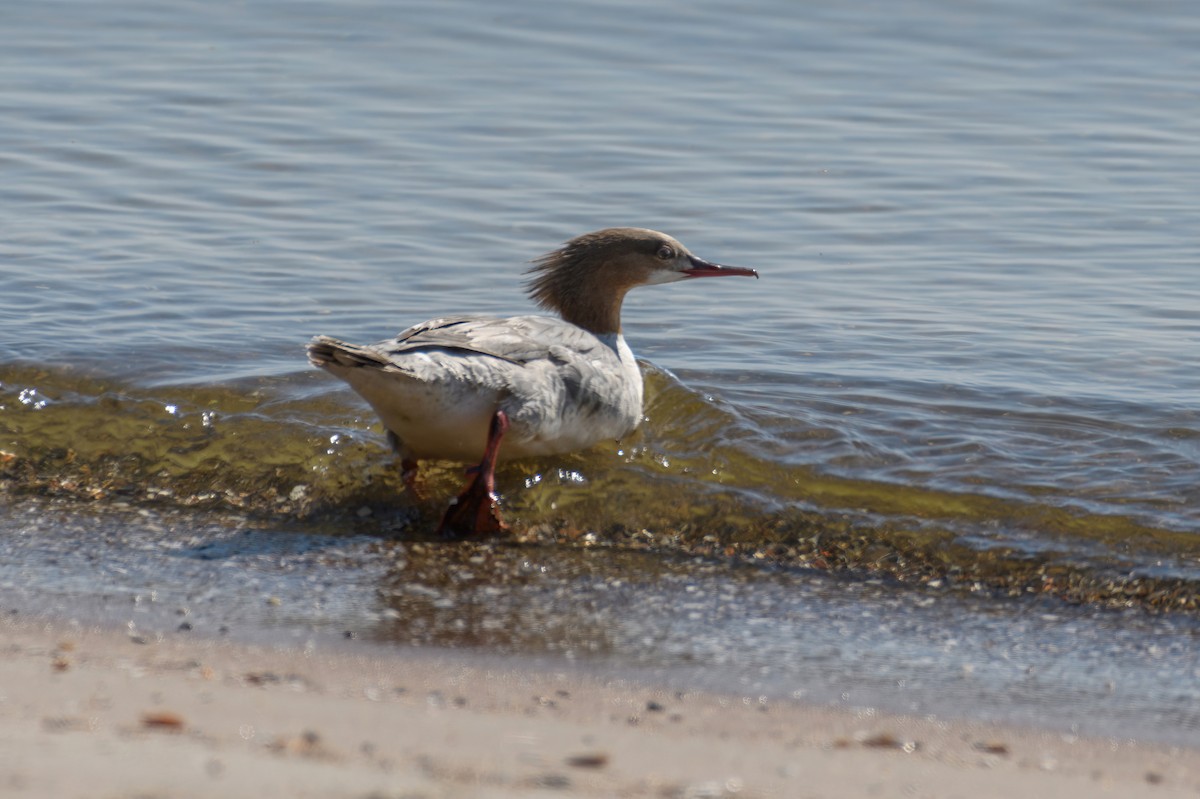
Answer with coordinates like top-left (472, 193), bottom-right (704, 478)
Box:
top-left (525, 227), bottom-right (675, 334)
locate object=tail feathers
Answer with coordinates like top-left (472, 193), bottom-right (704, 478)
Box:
top-left (307, 335), bottom-right (390, 370)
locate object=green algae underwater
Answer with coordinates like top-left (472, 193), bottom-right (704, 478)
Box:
top-left (3, 360), bottom-right (1196, 614)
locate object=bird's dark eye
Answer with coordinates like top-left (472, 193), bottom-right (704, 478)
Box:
top-left (656, 244), bottom-right (675, 260)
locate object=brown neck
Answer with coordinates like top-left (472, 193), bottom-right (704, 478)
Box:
top-left (527, 253), bottom-right (631, 336)
top-left (554, 282), bottom-right (625, 335)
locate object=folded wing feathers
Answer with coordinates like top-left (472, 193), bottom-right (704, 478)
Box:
top-left (308, 315), bottom-right (608, 373)
top-left (306, 336), bottom-right (391, 369)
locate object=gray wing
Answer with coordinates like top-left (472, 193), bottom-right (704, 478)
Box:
top-left (379, 314), bottom-right (610, 366)
top-left (380, 315), bottom-right (629, 427)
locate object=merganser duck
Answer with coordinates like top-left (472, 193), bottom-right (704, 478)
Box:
top-left (307, 227), bottom-right (758, 536)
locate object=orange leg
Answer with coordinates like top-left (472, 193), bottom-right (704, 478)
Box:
top-left (437, 410), bottom-right (510, 537)
top-left (400, 458), bottom-right (421, 497)
top-left (387, 431), bottom-right (426, 499)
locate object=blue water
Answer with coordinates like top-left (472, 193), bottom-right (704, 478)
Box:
top-left (2, 0), bottom-right (1199, 739)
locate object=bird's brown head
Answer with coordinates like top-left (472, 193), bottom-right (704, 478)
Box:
top-left (526, 227), bottom-right (757, 335)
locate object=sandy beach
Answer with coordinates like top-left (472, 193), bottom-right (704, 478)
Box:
top-left (1, 614), bottom-right (1195, 799)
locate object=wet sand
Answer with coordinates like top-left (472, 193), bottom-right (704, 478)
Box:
top-left (2, 614), bottom-right (1196, 798)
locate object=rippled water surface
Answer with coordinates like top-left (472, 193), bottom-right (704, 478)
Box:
top-left (2, 0), bottom-right (1199, 737)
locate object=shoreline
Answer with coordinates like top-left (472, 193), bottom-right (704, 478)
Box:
top-left (2, 614), bottom-right (1197, 798)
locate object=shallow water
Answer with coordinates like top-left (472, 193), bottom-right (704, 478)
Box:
top-left (3, 0), bottom-right (1199, 737)
top-left (5, 495), bottom-right (1200, 747)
